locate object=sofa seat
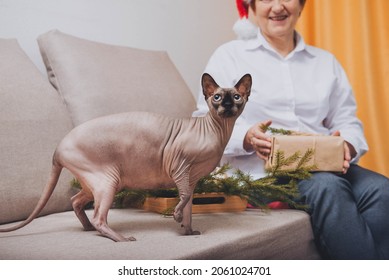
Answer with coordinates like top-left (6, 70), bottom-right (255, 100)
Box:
top-left (0, 208), bottom-right (320, 260)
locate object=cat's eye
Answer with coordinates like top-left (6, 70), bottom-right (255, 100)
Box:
top-left (213, 94), bottom-right (222, 102)
top-left (234, 94), bottom-right (242, 101)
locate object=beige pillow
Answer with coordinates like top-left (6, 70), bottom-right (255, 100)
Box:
top-left (0, 38), bottom-right (75, 224)
top-left (37, 30), bottom-right (196, 126)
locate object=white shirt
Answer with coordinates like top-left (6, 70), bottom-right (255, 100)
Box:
top-left (193, 30), bottom-right (368, 179)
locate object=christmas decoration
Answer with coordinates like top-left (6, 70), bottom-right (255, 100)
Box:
top-left (233, 0), bottom-right (258, 40)
top-left (71, 134), bottom-right (314, 212)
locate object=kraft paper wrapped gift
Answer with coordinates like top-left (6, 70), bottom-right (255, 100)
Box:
top-left (266, 135), bottom-right (345, 172)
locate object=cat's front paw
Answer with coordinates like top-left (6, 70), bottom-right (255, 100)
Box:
top-left (173, 210), bottom-right (183, 223)
top-left (183, 228), bottom-right (201, 236)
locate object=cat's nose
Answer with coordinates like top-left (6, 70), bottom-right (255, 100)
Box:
top-left (222, 100), bottom-right (233, 109)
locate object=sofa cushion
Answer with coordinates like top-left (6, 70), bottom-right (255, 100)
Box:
top-left (0, 208), bottom-right (320, 259)
top-left (37, 30), bottom-right (196, 126)
top-left (0, 38), bottom-right (75, 224)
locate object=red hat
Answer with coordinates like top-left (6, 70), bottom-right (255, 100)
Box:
top-left (236, 0), bottom-right (250, 18)
top-left (233, 0), bottom-right (257, 40)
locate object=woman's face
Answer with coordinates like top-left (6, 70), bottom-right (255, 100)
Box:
top-left (253, 0), bottom-right (304, 39)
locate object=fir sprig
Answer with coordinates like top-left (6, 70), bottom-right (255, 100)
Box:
top-left (260, 123), bottom-right (292, 135)
top-left (71, 150), bottom-right (313, 210)
top-left (266, 150), bottom-right (317, 174)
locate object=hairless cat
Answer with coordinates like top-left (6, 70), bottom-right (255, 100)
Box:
top-left (0, 73), bottom-right (251, 242)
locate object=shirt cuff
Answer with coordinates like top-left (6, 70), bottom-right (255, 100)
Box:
top-left (224, 122), bottom-right (254, 157)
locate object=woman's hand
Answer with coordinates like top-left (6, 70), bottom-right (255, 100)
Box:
top-left (243, 120), bottom-right (273, 161)
top-left (331, 130), bottom-right (356, 174)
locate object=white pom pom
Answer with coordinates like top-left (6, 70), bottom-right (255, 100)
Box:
top-left (233, 18), bottom-right (258, 40)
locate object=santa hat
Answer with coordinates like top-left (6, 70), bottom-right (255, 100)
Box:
top-left (233, 0), bottom-right (258, 40)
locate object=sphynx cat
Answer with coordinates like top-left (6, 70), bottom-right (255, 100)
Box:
top-left (0, 73), bottom-right (251, 242)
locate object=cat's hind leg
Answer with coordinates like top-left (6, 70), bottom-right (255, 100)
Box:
top-left (87, 175), bottom-right (136, 242)
top-left (71, 188), bottom-right (95, 231)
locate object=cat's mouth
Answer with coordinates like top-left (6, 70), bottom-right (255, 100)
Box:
top-left (218, 107), bottom-right (238, 118)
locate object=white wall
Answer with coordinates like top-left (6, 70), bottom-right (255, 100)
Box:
top-left (0, 0), bottom-right (238, 98)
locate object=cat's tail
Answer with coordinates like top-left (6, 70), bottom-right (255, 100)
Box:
top-left (0, 159), bottom-right (63, 232)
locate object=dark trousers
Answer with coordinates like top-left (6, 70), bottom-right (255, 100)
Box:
top-left (297, 165), bottom-right (389, 259)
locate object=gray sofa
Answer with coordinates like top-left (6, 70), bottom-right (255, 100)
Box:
top-left (0, 30), bottom-right (320, 259)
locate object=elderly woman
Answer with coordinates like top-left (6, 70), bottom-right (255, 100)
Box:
top-left (194, 0), bottom-right (389, 259)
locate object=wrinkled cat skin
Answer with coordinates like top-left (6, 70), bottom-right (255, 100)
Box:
top-left (0, 73), bottom-right (251, 242)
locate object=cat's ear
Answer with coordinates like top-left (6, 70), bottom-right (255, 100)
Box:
top-left (234, 74), bottom-right (252, 98)
top-left (202, 73), bottom-right (220, 99)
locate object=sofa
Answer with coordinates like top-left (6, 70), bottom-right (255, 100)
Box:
top-left (0, 30), bottom-right (320, 260)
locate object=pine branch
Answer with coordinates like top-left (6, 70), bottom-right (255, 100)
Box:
top-left (260, 124), bottom-right (292, 135)
top-left (296, 148), bottom-right (317, 170)
top-left (70, 149), bottom-right (314, 210)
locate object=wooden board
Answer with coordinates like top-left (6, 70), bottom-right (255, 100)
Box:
top-left (142, 193), bottom-right (247, 214)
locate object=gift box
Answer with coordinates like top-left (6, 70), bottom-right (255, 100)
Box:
top-left (266, 135), bottom-right (344, 172)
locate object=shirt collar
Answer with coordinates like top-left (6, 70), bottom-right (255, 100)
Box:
top-left (244, 28), bottom-right (315, 57)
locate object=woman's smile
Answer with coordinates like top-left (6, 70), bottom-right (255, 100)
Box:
top-left (268, 14), bottom-right (288, 21)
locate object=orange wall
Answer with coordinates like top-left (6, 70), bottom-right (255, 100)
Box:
top-left (297, 0), bottom-right (389, 177)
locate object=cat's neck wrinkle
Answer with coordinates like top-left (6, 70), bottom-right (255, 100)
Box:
top-left (204, 111), bottom-right (236, 144)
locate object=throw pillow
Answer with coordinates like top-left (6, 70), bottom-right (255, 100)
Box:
top-left (37, 30), bottom-right (196, 126)
top-left (0, 38), bottom-right (75, 224)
